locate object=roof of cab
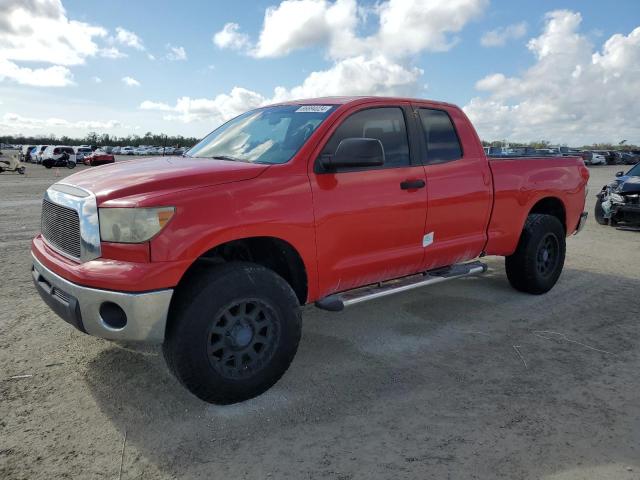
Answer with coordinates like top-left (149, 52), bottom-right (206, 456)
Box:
top-left (272, 96), bottom-right (458, 109)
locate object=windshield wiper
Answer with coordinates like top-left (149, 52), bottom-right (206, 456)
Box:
top-left (210, 155), bottom-right (246, 162)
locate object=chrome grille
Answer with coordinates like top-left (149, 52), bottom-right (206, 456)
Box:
top-left (41, 199), bottom-right (81, 259)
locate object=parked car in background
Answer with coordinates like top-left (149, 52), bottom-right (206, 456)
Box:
top-left (83, 151), bottom-right (115, 166)
top-left (74, 146), bottom-right (93, 161)
top-left (595, 162), bottom-right (640, 229)
top-left (120, 146), bottom-right (135, 155)
top-left (42, 146), bottom-right (77, 164)
top-left (580, 151), bottom-right (606, 165)
top-left (621, 152), bottom-right (640, 165)
top-left (20, 145), bottom-right (35, 162)
top-left (33, 145), bottom-right (49, 163)
top-left (133, 146), bottom-right (149, 155)
top-left (111, 146), bottom-right (121, 154)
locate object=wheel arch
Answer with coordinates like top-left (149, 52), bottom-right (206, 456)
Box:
top-left (175, 236), bottom-right (309, 306)
top-left (528, 196), bottom-right (567, 233)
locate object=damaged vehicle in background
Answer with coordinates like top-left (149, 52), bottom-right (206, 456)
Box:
top-left (595, 162), bottom-right (640, 230)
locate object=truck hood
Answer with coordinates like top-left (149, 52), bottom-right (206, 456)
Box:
top-left (62, 156), bottom-right (269, 203)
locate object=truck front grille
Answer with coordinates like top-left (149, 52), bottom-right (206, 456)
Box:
top-left (41, 199), bottom-right (81, 259)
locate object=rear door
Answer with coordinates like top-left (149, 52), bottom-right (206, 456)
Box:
top-left (411, 104), bottom-right (493, 270)
top-left (309, 104), bottom-right (428, 296)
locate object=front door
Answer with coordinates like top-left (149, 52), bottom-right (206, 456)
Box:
top-left (309, 105), bottom-right (428, 297)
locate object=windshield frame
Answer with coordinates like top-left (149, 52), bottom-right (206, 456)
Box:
top-left (185, 104), bottom-right (335, 165)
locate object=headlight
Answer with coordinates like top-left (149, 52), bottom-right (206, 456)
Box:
top-left (99, 207), bottom-right (175, 243)
top-left (610, 193), bottom-right (624, 203)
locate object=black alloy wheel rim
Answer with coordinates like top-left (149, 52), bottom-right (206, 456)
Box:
top-left (536, 233), bottom-right (559, 277)
top-left (206, 299), bottom-right (279, 378)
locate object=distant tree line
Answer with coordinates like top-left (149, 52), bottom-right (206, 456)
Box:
top-left (2, 131), bottom-right (637, 152)
top-left (0, 131), bottom-right (200, 148)
top-left (482, 139), bottom-right (639, 150)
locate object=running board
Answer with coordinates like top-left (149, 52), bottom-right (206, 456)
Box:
top-left (315, 261), bottom-right (488, 312)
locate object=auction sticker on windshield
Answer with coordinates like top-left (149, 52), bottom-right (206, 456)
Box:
top-left (295, 105), bottom-right (333, 113)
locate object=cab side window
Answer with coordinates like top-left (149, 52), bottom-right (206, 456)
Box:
top-left (322, 107), bottom-right (410, 168)
top-left (418, 108), bottom-right (462, 163)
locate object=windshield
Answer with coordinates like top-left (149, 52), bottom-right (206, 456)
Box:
top-left (186, 105), bottom-right (334, 164)
top-left (627, 163), bottom-right (640, 176)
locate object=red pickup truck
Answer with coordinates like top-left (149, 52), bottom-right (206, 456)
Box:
top-left (32, 97), bottom-right (589, 403)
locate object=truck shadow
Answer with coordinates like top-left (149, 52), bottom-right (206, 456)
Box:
top-left (84, 265), bottom-right (640, 478)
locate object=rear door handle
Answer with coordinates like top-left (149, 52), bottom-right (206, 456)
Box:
top-left (400, 179), bottom-right (426, 190)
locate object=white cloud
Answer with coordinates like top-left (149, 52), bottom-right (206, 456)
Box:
top-left (114, 27), bottom-right (144, 50)
top-left (0, 58), bottom-right (74, 87)
top-left (139, 100), bottom-right (174, 111)
top-left (213, 23), bottom-right (251, 51)
top-left (0, 112), bottom-right (123, 131)
top-left (122, 76), bottom-right (141, 87)
top-left (0, 1), bottom-right (144, 88)
top-left (148, 0), bottom-right (487, 128)
top-left (141, 56), bottom-right (422, 125)
top-left (0, 0), bottom-right (107, 66)
top-left (464, 10), bottom-right (640, 144)
top-left (92, 76), bottom-right (102, 83)
top-left (273, 55), bottom-right (422, 99)
top-left (99, 47), bottom-right (127, 59)
top-left (140, 88), bottom-right (265, 124)
top-left (166, 44), bottom-right (187, 61)
top-left (480, 21), bottom-right (527, 47)
top-left (245, 0), bottom-right (486, 59)
top-left (251, 0), bottom-right (358, 58)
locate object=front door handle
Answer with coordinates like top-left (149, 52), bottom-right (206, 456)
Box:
top-left (400, 179), bottom-right (426, 190)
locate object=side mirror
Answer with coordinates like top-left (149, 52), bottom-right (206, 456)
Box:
top-left (616, 171), bottom-right (624, 177)
top-left (321, 138), bottom-right (384, 170)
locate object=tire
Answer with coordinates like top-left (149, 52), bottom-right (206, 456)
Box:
top-left (594, 197), bottom-right (608, 225)
top-left (66, 161), bottom-right (76, 169)
top-left (163, 262), bottom-right (302, 404)
top-left (505, 214), bottom-right (566, 294)
top-left (44, 164), bottom-right (52, 169)
top-left (18, 166), bottom-right (25, 174)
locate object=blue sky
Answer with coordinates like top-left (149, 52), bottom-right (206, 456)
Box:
top-left (1, 0), bottom-right (639, 144)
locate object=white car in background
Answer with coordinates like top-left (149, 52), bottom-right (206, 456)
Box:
top-left (42, 145), bottom-right (77, 163)
top-left (74, 146), bottom-right (93, 161)
top-left (34, 145), bottom-right (49, 163)
top-left (133, 146), bottom-right (149, 155)
top-left (581, 151), bottom-right (607, 166)
top-left (120, 146), bottom-right (135, 155)
top-left (112, 146), bottom-right (121, 154)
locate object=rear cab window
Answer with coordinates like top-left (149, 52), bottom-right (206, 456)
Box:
top-left (416, 108), bottom-right (463, 164)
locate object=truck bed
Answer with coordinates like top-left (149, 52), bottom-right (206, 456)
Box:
top-left (485, 155), bottom-right (589, 256)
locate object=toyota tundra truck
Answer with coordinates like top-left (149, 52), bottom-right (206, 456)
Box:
top-left (31, 97), bottom-right (589, 404)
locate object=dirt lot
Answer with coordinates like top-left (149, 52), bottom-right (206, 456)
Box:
top-left (1, 161), bottom-right (639, 480)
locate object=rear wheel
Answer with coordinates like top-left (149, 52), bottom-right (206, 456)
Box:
top-left (505, 214), bottom-right (566, 294)
top-left (66, 160), bottom-right (75, 169)
top-left (18, 166), bottom-right (25, 174)
top-left (163, 262), bottom-right (302, 404)
top-left (594, 197), bottom-right (608, 225)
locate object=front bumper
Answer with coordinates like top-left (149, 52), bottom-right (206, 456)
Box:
top-left (32, 253), bottom-right (173, 343)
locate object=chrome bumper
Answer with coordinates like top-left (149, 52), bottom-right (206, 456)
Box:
top-left (31, 254), bottom-right (173, 343)
top-left (575, 211), bottom-right (588, 234)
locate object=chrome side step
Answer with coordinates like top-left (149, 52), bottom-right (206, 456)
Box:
top-left (315, 261), bottom-right (488, 312)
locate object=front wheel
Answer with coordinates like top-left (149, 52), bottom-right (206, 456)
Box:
top-left (505, 214), bottom-right (566, 294)
top-left (594, 197), bottom-right (608, 225)
top-left (18, 166), bottom-right (25, 174)
top-left (66, 161), bottom-right (76, 169)
top-left (163, 262), bottom-right (302, 404)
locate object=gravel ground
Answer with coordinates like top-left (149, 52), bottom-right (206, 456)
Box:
top-left (1, 160), bottom-right (639, 480)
